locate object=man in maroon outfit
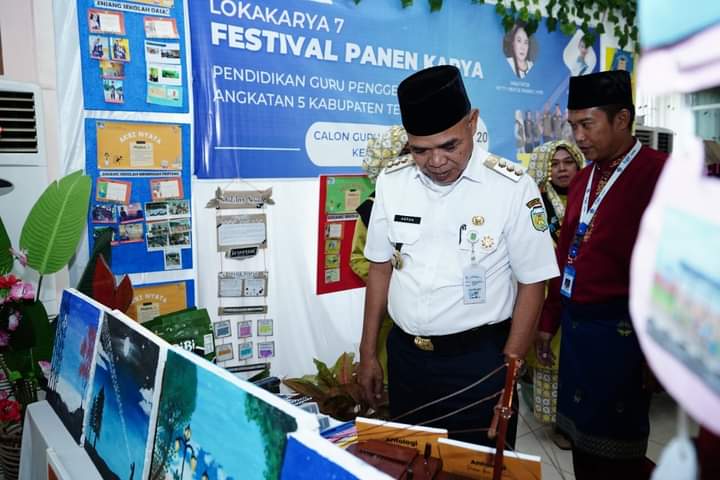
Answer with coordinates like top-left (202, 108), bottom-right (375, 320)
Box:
top-left (535, 70), bottom-right (667, 480)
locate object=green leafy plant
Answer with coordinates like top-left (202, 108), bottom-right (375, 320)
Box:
top-left (0, 170), bottom-right (92, 423)
top-left (283, 352), bottom-right (388, 421)
top-left (352, 0), bottom-right (638, 51)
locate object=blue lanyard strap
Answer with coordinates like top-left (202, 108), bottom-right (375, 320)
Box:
top-left (567, 140), bottom-right (642, 263)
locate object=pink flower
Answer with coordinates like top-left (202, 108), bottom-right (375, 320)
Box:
top-left (6, 311), bottom-right (19, 332)
top-left (0, 331), bottom-right (9, 347)
top-left (9, 248), bottom-right (27, 268)
top-left (8, 281), bottom-right (34, 302)
top-left (0, 275), bottom-right (19, 290)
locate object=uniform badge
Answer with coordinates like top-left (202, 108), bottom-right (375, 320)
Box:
top-left (530, 205), bottom-right (548, 231)
top-left (526, 198), bottom-right (542, 209)
top-left (472, 215), bottom-right (484, 226)
top-left (480, 236), bottom-right (494, 249)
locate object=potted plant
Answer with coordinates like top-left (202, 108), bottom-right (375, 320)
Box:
top-left (0, 170), bottom-right (91, 479)
top-left (283, 352), bottom-right (388, 422)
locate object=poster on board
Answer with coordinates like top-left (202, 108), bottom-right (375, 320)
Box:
top-left (189, 0), bottom-right (598, 178)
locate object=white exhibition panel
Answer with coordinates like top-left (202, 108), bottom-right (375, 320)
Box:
top-left (193, 179), bottom-right (366, 378)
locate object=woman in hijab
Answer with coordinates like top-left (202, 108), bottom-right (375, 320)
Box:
top-left (524, 139), bottom-right (586, 448)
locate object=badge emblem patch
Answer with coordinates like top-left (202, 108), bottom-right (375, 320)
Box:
top-left (531, 205), bottom-right (548, 231)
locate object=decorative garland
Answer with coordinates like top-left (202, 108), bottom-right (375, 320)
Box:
top-left (352, 0), bottom-right (638, 51)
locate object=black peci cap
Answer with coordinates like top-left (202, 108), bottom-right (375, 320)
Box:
top-left (568, 70), bottom-right (633, 110)
top-left (397, 65), bottom-right (471, 136)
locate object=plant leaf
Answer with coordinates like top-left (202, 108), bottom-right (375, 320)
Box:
top-left (0, 218), bottom-right (12, 275)
top-left (314, 358), bottom-right (336, 388)
top-left (20, 170), bottom-right (91, 274)
top-left (283, 378), bottom-right (327, 400)
top-left (332, 352), bottom-right (354, 384)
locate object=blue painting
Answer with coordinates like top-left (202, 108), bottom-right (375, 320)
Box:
top-left (84, 312), bottom-right (162, 480)
top-left (149, 349), bottom-right (300, 480)
top-left (47, 289), bottom-right (103, 444)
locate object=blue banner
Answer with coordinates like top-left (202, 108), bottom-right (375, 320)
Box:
top-left (190, 0), bottom-right (598, 178)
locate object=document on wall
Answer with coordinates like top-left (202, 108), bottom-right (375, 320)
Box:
top-left (216, 214), bottom-right (267, 251)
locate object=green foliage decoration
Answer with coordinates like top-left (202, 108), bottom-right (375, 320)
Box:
top-left (19, 170), bottom-right (91, 275)
top-left (0, 219), bottom-right (11, 275)
top-left (352, 0), bottom-right (638, 51)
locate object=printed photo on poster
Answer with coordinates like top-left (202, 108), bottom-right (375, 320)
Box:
top-left (257, 319), bottom-right (273, 337)
top-left (163, 249), bottom-right (182, 270)
top-left (502, 22), bottom-right (539, 80)
top-left (324, 268), bottom-right (340, 283)
top-left (91, 203), bottom-right (117, 224)
top-left (169, 218), bottom-right (190, 234)
top-left (325, 239), bottom-right (340, 254)
top-left (325, 176), bottom-right (373, 214)
top-left (147, 84), bottom-right (183, 107)
top-left (147, 63), bottom-right (182, 86)
top-left (117, 203), bottom-right (144, 223)
top-left (96, 178), bottom-right (130, 204)
top-left (144, 17), bottom-right (179, 39)
top-left (146, 233), bottom-right (169, 251)
top-left (563, 29), bottom-right (597, 76)
top-left (133, 0), bottom-right (174, 7)
top-left (89, 36), bottom-right (109, 60)
top-left (216, 343), bottom-right (234, 362)
top-left (102, 79), bottom-right (124, 104)
top-left (237, 320), bottom-right (252, 339)
top-left (147, 221), bottom-right (169, 237)
top-left (88, 9), bottom-right (125, 35)
top-left (145, 202), bottom-right (168, 219)
top-left (258, 341), bottom-right (275, 359)
top-left (144, 40), bottom-right (181, 64)
top-left (150, 177), bottom-right (183, 200)
top-left (216, 214), bottom-right (267, 251)
top-left (169, 230), bottom-right (191, 248)
top-left (214, 320), bottom-right (231, 339)
top-left (99, 60), bottom-right (125, 79)
top-left (324, 223), bottom-right (343, 239)
top-left (325, 255), bottom-right (339, 269)
top-left (110, 37), bottom-right (130, 62)
top-left (238, 342), bottom-right (253, 360)
top-left (93, 225), bottom-right (118, 244)
top-left (167, 199), bottom-right (190, 216)
top-left (117, 223), bottom-right (144, 244)
top-left (96, 121), bottom-right (182, 171)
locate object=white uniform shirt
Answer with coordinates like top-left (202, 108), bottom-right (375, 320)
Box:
top-left (365, 147), bottom-right (559, 336)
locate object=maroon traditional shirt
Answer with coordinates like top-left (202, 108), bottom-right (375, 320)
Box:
top-left (539, 143), bottom-right (668, 334)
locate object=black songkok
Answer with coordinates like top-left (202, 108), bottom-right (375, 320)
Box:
top-left (397, 65), bottom-right (471, 136)
top-left (567, 70), bottom-right (633, 110)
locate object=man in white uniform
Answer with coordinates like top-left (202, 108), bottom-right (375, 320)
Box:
top-left (358, 65), bottom-right (559, 446)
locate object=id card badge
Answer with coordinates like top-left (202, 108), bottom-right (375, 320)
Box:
top-left (560, 265), bottom-right (576, 298)
top-left (463, 264), bottom-right (487, 304)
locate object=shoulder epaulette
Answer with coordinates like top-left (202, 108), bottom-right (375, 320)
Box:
top-left (484, 154), bottom-right (524, 182)
top-left (384, 154), bottom-right (414, 174)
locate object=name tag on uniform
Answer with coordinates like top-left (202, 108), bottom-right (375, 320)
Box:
top-left (560, 265), bottom-right (576, 298)
top-left (394, 215), bottom-right (421, 224)
top-left (463, 264), bottom-right (486, 304)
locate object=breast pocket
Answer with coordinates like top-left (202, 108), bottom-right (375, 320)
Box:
top-left (459, 226), bottom-right (503, 267)
top-left (388, 223), bottom-right (421, 258)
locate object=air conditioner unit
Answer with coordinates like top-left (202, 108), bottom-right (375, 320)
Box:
top-left (0, 79), bottom-right (47, 234)
top-left (635, 125), bottom-right (674, 153)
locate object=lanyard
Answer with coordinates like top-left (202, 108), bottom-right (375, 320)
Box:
top-left (568, 140), bottom-right (641, 263)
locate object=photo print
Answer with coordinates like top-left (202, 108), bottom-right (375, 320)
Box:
top-left (117, 203), bottom-right (144, 223)
top-left (91, 204), bottom-right (117, 224)
top-left (89, 36), bottom-right (109, 60)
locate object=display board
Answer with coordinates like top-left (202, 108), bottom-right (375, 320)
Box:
top-left (189, 0), bottom-right (599, 178)
top-left (316, 175), bottom-right (373, 295)
top-left (85, 119), bottom-right (193, 275)
top-left (77, 0), bottom-right (189, 112)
